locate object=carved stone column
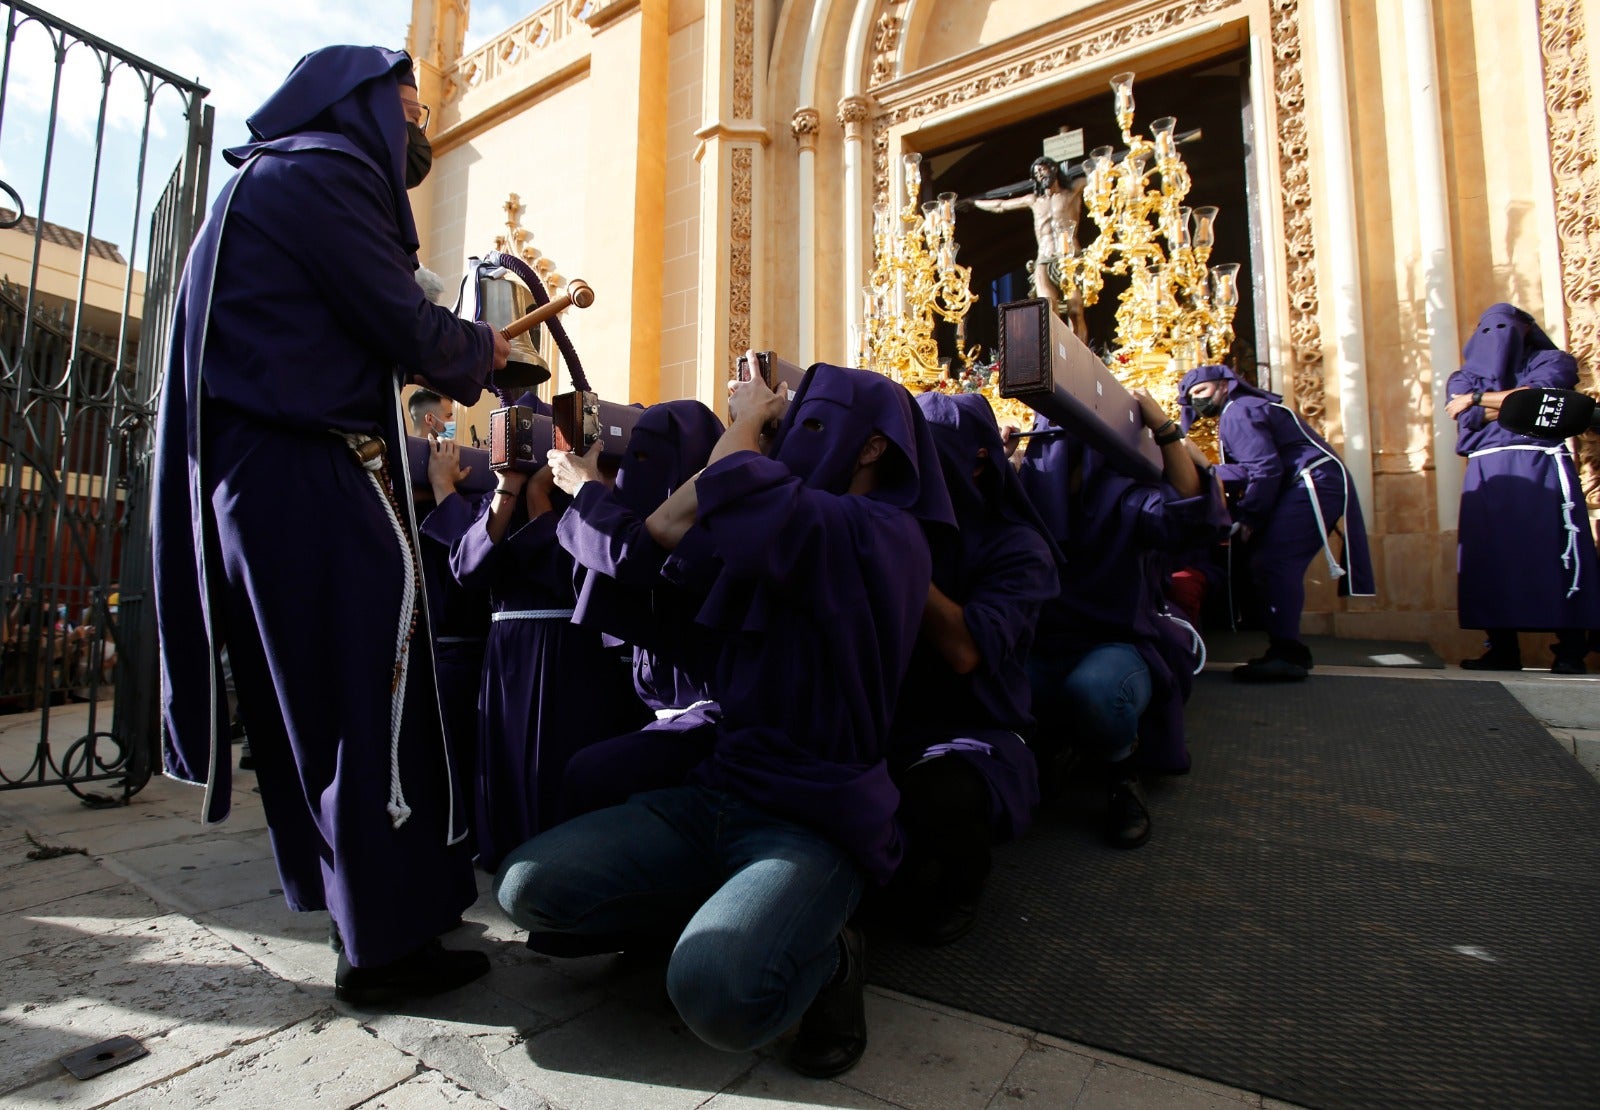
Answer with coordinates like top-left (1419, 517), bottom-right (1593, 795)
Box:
top-left (838, 94), bottom-right (873, 360)
top-left (1539, 0), bottom-right (1600, 508)
top-left (791, 107), bottom-right (820, 153)
top-left (695, 0), bottom-right (766, 405)
top-left (792, 107), bottom-right (821, 363)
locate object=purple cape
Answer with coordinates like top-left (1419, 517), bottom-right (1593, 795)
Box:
top-left (1449, 304), bottom-right (1600, 629)
top-left (1179, 365), bottom-right (1375, 598)
top-left (673, 365), bottom-right (951, 882)
top-left (151, 45), bottom-right (490, 966)
top-left (1020, 423), bottom-right (1228, 773)
top-left (451, 491), bottom-right (649, 870)
top-left (561, 399), bottom-right (726, 704)
top-left (887, 391), bottom-right (1060, 838)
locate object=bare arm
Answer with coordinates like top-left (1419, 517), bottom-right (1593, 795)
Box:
top-left (645, 354), bottom-right (789, 550)
top-left (973, 195), bottom-right (1032, 214)
top-left (1132, 388), bottom-right (1201, 499)
top-left (920, 582), bottom-right (981, 675)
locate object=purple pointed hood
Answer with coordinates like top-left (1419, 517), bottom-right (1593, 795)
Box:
top-left (225, 46), bottom-right (419, 254)
top-left (769, 364), bottom-right (955, 528)
top-left (613, 400), bottom-right (725, 518)
top-left (915, 391), bottom-right (1063, 570)
top-left (1458, 302), bottom-right (1559, 389)
top-left (1176, 364), bottom-right (1281, 432)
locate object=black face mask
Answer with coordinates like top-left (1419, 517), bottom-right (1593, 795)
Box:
top-left (1190, 392), bottom-right (1223, 419)
top-left (404, 123), bottom-right (433, 188)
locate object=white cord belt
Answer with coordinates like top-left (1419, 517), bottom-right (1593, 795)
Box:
top-left (492, 608), bottom-right (576, 622)
top-left (1159, 610), bottom-right (1208, 674)
top-left (1468, 444), bottom-right (1583, 597)
top-left (655, 698), bottom-right (715, 721)
top-left (338, 430), bottom-right (416, 830)
top-left (1297, 456), bottom-right (1346, 581)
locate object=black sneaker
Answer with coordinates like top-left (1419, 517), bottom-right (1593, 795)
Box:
top-left (1233, 656), bottom-right (1309, 682)
top-left (1460, 650), bottom-right (1522, 672)
top-left (1105, 776), bottom-right (1151, 849)
top-left (1551, 658), bottom-right (1588, 676)
top-left (334, 939), bottom-right (489, 1008)
top-left (788, 927), bottom-right (867, 1078)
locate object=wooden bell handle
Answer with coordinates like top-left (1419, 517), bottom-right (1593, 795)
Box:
top-left (499, 279), bottom-right (594, 341)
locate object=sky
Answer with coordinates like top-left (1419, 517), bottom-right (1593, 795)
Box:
top-left (0, 0), bottom-right (518, 268)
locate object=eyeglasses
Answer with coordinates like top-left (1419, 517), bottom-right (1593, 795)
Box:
top-left (402, 101), bottom-right (431, 130)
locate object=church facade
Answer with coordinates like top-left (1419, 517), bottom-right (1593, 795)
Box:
top-left (404, 0), bottom-right (1599, 659)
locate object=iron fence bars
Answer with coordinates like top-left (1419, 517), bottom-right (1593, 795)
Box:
top-left (0, 0), bottom-right (209, 804)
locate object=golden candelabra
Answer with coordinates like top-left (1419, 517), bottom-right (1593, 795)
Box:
top-left (1054, 71), bottom-right (1240, 443)
top-left (860, 153), bottom-right (979, 387)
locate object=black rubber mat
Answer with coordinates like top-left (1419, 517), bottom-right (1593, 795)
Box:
top-left (1203, 630), bottom-right (1446, 668)
top-left (868, 674), bottom-right (1600, 1109)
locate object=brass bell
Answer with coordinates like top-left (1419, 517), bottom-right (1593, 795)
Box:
top-left (456, 257), bottom-right (552, 392)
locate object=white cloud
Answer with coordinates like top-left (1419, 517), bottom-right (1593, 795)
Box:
top-left (0, 0), bottom-right (415, 253)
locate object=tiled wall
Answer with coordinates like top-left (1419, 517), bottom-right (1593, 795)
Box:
top-left (658, 17), bottom-right (703, 403)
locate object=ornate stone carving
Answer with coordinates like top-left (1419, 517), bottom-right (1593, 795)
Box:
top-left (733, 0), bottom-right (755, 118)
top-left (870, 8), bottom-right (904, 88)
top-left (1270, 0), bottom-right (1325, 432)
top-left (492, 192), bottom-right (565, 288)
top-left (729, 147), bottom-right (755, 367)
top-left (791, 106), bottom-right (821, 151)
top-left (837, 95), bottom-right (872, 142)
top-left (1539, 0), bottom-right (1600, 505)
top-left (443, 2), bottom-right (583, 107)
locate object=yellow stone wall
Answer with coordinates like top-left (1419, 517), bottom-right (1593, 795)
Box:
top-left (409, 0), bottom-right (1597, 661)
top-left (659, 15), bottom-right (705, 402)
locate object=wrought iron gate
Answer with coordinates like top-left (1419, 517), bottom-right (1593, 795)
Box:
top-left (0, 0), bottom-right (210, 803)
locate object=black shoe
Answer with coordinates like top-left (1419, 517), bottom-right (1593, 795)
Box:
top-left (911, 899), bottom-right (978, 947)
top-left (1551, 658), bottom-right (1588, 675)
top-left (237, 741), bottom-right (255, 771)
top-left (1460, 651), bottom-right (1522, 672)
top-left (1104, 777), bottom-right (1151, 849)
top-left (1233, 656), bottom-right (1309, 682)
top-left (334, 939), bottom-right (490, 1007)
top-left (789, 927), bottom-right (867, 1078)
top-left (329, 919), bottom-right (343, 954)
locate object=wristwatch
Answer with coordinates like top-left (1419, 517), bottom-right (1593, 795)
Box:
top-left (1471, 388), bottom-right (1484, 407)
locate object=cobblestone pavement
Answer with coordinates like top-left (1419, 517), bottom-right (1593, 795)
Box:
top-left (18, 662), bottom-right (1597, 1109)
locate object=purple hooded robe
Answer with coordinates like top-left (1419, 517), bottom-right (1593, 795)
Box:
top-left (555, 400), bottom-right (728, 816)
top-left (892, 391), bottom-right (1061, 840)
top-left (1020, 418), bottom-right (1229, 773)
top-left (151, 47), bottom-right (494, 966)
top-left (1178, 365), bottom-right (1375, 641)
top-left (450, 471), bottom-right (649, 871)
top-left (663, 365), bottom-right (955, 883)
top-left (1448, 303), bottom-right (1600, 631)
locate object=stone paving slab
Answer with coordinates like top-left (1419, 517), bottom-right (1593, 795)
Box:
top-left (112, 1012), bottom-right (420, 1109)
top-left (0, 699), bottom-right (1312, 1109)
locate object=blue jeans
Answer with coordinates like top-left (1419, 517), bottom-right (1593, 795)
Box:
top-left (1026, 643), bottom-right (1152, 764)
top-left (494, 785), bottom-right (864, 1053)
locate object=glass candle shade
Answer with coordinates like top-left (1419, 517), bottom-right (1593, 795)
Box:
top-left (1111, 72), bottom-right (1136, 119)
top-left (1211, 262), bottom-right (1241, 307)
top-left (1151, 116), bottom-right (1177, 161)
top-left (1190, 205), bottom-right (1218, 250)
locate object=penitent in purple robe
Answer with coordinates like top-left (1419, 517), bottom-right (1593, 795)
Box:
top-left (1449, 304), bottom-right (1600, 631)
top-left (151, 47), bottom-right (493, 967)
top-left (1020, 420), bottom-right (1228, 773)
top-left (891, 392), bottom-right (1061, 840)
top-left (1179, 365), bottom-right (1375, 642)
top-left (664, 365), bottom-right (956, 883)
top-left (451, 489), bottom-right (648, 871)
top-left (417, 482), bottom-right (493, 829)
top-left (556, 400), bottom-right (727, 817)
